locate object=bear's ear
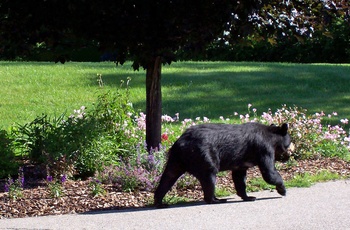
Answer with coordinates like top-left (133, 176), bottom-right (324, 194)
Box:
top-left (280, 123), bottom-right (288, 135)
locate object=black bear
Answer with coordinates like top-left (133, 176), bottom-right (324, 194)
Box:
top-left (154, 122), bottom-right (292, 208)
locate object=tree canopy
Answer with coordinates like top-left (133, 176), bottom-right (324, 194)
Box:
top-left (1, 1), bottom-right (234, 66)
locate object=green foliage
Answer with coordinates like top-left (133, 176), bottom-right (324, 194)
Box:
top-left (10, 80), bottom-right (143, 178)
top-left (285, 171), bottom-right (341, 188)
top-left (162, 194), bottom-right (191, 206)
top-left (316, 140), bottom-right (350, 160)
top-left (176, 174), bottom-right (199, 190)
top-left (4, 177), bottom-right (23, 200)
top-left (12, 111), bottom-right (93, 177)
top-left (89, 178), bottom-right (106, 197)
top-left (88, 80), bottom-right (143, 161)
top-left (46, 175), bottom-right (67, 198)
top-left (246, 178), bottom-right (275, 192)
top-left (245, 170), bottom-right (341, 193)
top-left (285, 174), bottom-right (313, 188)
top-left (202, 17), bottom-right (350, 63)
top-left (47, 182), bottom-right (64, 198)
top-left (311, 170), bottom-right (341, 182)
top-left (47, 183), bottom-right (64, 198)
top-left (215, 186), bottom-right (232, 198)
top-left (0, 130), bottom-right (18, 178)
top-left (4, 169), bottom-right (24, 200)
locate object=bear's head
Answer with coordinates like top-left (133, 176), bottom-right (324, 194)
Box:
top-left (270, 123), bottom-right (293, 162)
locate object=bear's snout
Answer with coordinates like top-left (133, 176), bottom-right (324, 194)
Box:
top-left (287, 142), bottom-right (295, 156)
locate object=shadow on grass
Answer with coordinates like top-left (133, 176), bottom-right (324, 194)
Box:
top-left (81, 196), bottom-right (282, 215)
top-left (86, 62), bottom-right (350, 124)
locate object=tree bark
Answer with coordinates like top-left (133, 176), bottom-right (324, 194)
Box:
top-left (145, 56), bottom-right (162, 152)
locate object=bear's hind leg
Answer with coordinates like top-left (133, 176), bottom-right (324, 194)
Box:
top-left (198, 172), bottom-right (227, 204)
top-left (154, 164), bottom-right (185, 208)
top-left (232, 170), bottom-right (256, 201)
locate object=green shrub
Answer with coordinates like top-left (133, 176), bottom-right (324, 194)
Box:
top-left (0, 130), bottom-right (18, 179)
top-left (88, 86), bottom-right (143, 161)
top-left (10, 79), bottom-right (147, 178)
top-left (12, 111), bottom-right (94, 177)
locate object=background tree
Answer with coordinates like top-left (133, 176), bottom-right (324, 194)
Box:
top-left (198, 0), bottom-right (350, 62)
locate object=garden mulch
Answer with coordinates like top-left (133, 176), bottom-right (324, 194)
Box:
top-left (1, 158), bottom-right (349, 219)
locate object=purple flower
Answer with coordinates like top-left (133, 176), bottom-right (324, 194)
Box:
top-left (18, 167), bottom-right (25, 188)
top-left (4, 183), bottom-right (9, 192)
top-left (20, 176), bottom-right (25, 188)
top-left (47, 175), bottom-right (53, 182)
top-left (61, 174), bottom-right (67, 183)
top-left (4, 177), bottom-right (13, 192)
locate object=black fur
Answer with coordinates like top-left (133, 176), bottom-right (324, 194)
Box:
top-left (154, 122), bottom-right (291, 208)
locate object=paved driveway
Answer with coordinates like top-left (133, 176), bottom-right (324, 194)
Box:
top-left (1, 180), bottom-right (349, 230)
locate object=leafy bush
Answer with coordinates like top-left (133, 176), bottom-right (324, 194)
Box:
top-left (11, 79), bottom-right (143, 178)
top-left (87, 86), bottom-right (144, 161)
top-left (0, 130), bottom-right (18, 178)
top-left (12, 110), bottom-right (94, 177)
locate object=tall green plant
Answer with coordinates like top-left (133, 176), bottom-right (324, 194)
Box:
top-left (0, 130), bottom-right (18, 178)
top-left (11, 78), bottom-right (146, 178)
top-left (12, 110), bottom-right (95, 177)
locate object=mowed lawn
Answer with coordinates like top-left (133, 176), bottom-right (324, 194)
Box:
top-left (1, 61), bottom-right (350, 129)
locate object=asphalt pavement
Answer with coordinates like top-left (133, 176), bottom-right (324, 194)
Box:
top-left (1, 179), bottom-right (349, 230)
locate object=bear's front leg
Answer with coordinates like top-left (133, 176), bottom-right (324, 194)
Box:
top-left (232, 170), bottom-right (256, 201)
top-left (258, 159), bottom-right (286, 196)
top-left (276, 183), bottom-right (286, 196)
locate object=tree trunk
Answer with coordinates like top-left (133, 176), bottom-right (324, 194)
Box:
top-left (145, 56), bottom-right (162, 152)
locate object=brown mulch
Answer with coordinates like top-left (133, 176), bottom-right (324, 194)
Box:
top-left (1, 158), bottom-right (349, 219)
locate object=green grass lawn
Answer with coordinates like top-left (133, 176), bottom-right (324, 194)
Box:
top-left (1, 61), bottom-right (350, 129)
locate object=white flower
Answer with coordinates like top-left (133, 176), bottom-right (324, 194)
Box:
top-left (340, 118), bottom-right (348, 124)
